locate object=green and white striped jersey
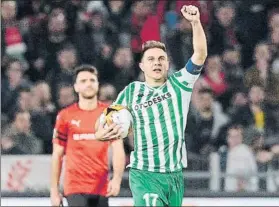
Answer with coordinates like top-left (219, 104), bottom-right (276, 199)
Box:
top-left (114, 68), bottom-right (199, 172)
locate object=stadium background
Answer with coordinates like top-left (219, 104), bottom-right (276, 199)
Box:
top-left (1, 0), bottom-right (279, 206)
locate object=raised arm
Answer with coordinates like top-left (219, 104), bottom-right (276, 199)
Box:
top-left (181, 5), bottom-right (207, 72)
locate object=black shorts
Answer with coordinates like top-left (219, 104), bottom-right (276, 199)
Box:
top-left (66, 194), bottom-right (109, 207)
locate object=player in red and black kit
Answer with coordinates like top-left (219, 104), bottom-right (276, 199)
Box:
top-left (50, 65), bottom-right (125, 207)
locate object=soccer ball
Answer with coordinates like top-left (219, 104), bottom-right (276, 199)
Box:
top-left (98, 105), bottom-right (133, 139)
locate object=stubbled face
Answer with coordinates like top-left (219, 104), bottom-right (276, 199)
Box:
top-left (74, 71), bottom-right (99, 99)
top-left (139, 48), bottom-right (169, 83)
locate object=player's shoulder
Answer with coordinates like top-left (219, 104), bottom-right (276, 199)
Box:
top-left (128, 81), bottom-right (145, 88)
top-left (118, 81), bottom-right (144, 93)
top-left (98, 101), bottom-right (109, 109)
top-left (57, 103), bottom-right (78, 117)
top-left (168, 68), bottom-right (185, 78)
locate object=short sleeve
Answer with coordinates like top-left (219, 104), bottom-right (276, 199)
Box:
top-left (112, 85), bottom-right (129, 107)
top-left (52, 110), bottom-right (68, 147)
top-left (169, 69), bottom-right (200, 92)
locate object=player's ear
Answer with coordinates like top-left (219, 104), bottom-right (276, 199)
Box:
top-left (139, 62), bottom-right (144, 72)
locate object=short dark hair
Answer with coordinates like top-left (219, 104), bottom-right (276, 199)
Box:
top-left (141, 40), bottom-right (167, 61)
top-left (73, 64), bottom-right (98, 82)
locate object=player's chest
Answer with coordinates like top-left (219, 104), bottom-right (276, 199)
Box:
top-left (66, 111), bottom-right (102, 134)
top-left (128, 86), bottom-right (177, 120)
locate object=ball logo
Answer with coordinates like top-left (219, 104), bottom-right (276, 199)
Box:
top-left (99, 105), bottom-right (132, 139)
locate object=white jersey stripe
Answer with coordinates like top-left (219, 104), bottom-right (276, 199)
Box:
top-left (152, 105), bottom-right (166, 172)
top-left (166, 81), bottom-right (183, 170)
top-left (134, 83), bottom-right (145, 170)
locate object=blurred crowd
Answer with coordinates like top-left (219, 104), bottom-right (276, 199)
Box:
top-left (1, 0), bottom-right (279, 192)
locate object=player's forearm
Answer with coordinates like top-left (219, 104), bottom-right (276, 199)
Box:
top-left (112, 140), bottom-right (126, 181)
top-left (191, 20), bottom-right (207, 65)
top-left (51, 153), bottom-right (63, 191)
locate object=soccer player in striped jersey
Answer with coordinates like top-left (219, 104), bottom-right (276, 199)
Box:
top-left (99, 5), bottom-right (207, 206)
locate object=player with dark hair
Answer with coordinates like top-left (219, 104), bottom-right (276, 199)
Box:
top-left (50, 65), bottom-right (125, 207)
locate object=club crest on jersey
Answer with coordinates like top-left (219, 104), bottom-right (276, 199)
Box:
top-left (134, 92), bottom-right (172, 111)
top-left (71, 119), bottom-right (81, 127)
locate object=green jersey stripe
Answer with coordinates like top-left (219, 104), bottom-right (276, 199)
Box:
top-left (115, 89), bottom-right (126, 105)
top-left (126, 84), bottom-right (130, 106)
top-left (128, 83), bottom-right (136, 167)
top-left (134, 84), bottom-right (146, 170)
top-left (181, 92), bottom-right (192, 167)
top-left (153, 86), bottom-right (170, 172)
top-left (174, 71), bottom-right (183, 77)
top-left (165, 82), bottom-right (182, 171)
top-left (168, 77), bottom-right (184, 169)
top-left (161, 85), bottom-right (176, 171)
top-left (142, 89), bottom-right (156, 171)
top-left (146, 105), bottom-right (161, 170)
top-left (170, 76), bottom-right (193, 92)
top-left (154, 102), bottom-right (167, 172)
top-left (152, 105), bottom-right (166, 172)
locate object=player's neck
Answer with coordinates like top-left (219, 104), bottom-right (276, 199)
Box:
top-left (78, 97), bottom-right (98, 111)
top-left (145, 79), bottom-right (166, 88)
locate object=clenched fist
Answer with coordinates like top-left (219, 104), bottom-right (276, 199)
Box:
top-left (181, 5), bottom-right (200, 23)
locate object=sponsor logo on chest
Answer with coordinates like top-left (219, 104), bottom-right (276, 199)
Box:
top-left (73, 133), bottom-right (96, 140)
top-left (71, 119), bottom-right (81, 127)
top-left (134, 92), bottom-right (172, 111)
